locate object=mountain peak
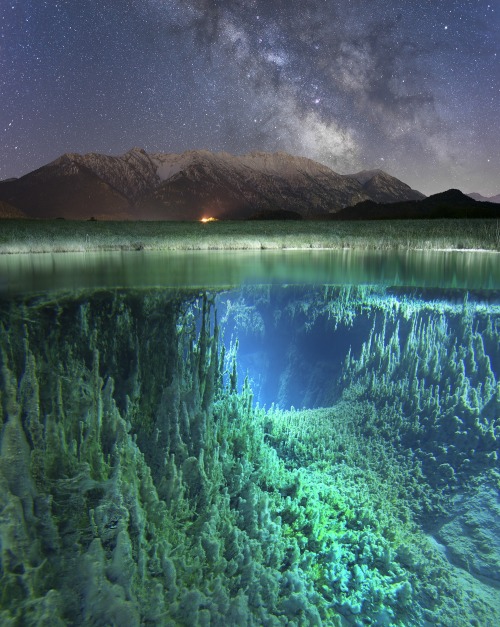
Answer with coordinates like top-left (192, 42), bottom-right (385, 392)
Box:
top-left (345, 168), bottom-right (424, 204)
top-left (0, 148), bottom-right (426, 220)
top-left (349, 169), bottom-right (386, 185)
top-left (468, 191), bottom-right (500, 204)
top-left (126, 147), bottom-right (148, 156)
top-left (429, 189), bottom-right (471, 203)
top-left (333, 187), bottom-right (500, 220)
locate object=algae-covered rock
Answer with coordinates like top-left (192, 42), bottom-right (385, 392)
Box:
top-left (435, 478), bottom-right (500, 584)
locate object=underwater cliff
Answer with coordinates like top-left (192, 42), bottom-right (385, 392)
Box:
top-left (0, 284), bottom-right (499, 625)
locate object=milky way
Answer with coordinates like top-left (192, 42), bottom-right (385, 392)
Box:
top-left (1, 0), bottom-right (499, 194)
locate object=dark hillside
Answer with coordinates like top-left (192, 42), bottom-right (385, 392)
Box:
top-left (332, 189), bottom-right (500, 220)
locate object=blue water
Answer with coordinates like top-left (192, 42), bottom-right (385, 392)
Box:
top-left (0, 250), bottom-right (499, 626)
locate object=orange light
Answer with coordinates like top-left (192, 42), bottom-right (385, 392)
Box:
top-left (200, 217), bottom-right (218, 223)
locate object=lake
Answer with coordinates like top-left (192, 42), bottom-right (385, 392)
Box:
top-left (0, 249), bottom-right (499, 625)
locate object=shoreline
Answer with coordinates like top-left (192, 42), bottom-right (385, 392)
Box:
top-left (0, 246), bottom-right (498, 256)
top-left (0, 218), bottom-right (499, 255)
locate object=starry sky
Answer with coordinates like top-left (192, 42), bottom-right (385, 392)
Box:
top-left (1, 0), bottom-right (499, 195)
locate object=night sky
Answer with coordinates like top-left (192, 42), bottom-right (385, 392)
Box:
top-left (1, 0), bottom-right (499, 195)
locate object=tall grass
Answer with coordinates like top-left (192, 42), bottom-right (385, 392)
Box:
top-left (0, 218), bottom-right (499, 254)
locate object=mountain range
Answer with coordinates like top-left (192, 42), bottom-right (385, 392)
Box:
top-left (0, 148), bottom-right (425, 220)
top-left (467, 192), bottom-right (500, 204)
top-left (331, 188), bottom-right (500, 220)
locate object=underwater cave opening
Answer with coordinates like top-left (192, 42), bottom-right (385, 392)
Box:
top-left (217, 286), bottom-right (373, 410)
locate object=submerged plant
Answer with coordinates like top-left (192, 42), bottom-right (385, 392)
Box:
top-left (0, 286), bottom-right (498, 625)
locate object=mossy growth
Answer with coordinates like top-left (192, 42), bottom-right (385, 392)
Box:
top-left (0, 287), bottom-right (498, 625)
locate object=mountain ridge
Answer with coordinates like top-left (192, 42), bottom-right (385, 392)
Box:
top-left (331, 188), bottom-right (500, 220)
top-left (467, 192), bottom-right (500, 204)
top-left (0, 149), bottom-right (425, 220)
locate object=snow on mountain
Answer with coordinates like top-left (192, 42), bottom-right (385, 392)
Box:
top-left (143, 149), bottom-right (369, 218)
top-left (52, 147), bottom-right (160, 199)
top-left (150, 153), bottom-right (185, 181)
top-left (150, 150), bottom-right (345, 184)
top-left (50, 148), bottom-right (423, 211)
top-left (0, 148), bottom-right (426, 220)
top-left (348, 169), bottom-right (386, 185)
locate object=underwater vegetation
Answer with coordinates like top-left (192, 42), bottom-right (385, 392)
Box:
top-left (0, 286), bottom-right (499, 625)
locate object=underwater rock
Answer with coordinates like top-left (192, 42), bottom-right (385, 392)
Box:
top-left (81, 538), bottom-right (141, 626)
top-left (435, 478), bottom-right (500, 584)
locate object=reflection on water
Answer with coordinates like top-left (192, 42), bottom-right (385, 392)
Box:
top-left (0, 251), bottom-right (499, 626)
top-left (1, 248), bottom-right (499, 293)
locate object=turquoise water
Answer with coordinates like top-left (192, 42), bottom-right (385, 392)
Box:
top-left (0, 250), bottom-right (499, 626)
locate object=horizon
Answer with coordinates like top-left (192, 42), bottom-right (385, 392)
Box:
top-left (2, 2), bottom-right (499, 196)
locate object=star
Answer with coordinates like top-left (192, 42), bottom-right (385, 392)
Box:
top-left (0, 0), bottom-right (498, 195)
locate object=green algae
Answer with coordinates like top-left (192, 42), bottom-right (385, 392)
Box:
top-left (0, 286), bottom-right (499, 625)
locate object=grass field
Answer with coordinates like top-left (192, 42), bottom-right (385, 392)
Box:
top-left (0, 218), bottom-right (499, 253)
